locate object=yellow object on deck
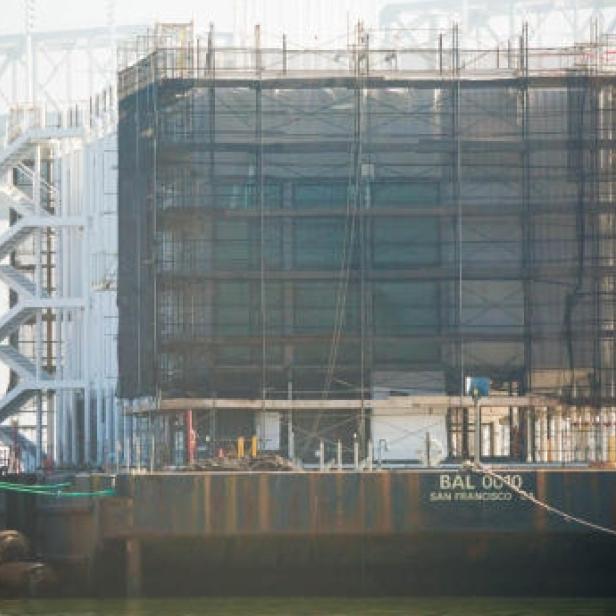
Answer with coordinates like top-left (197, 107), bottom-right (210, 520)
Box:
top-left (237, 436), bottom-right (245, 458)
top-left (251, 435), bottom-right (258, 458)
top-left (608, 436), bottom-right (616, 463)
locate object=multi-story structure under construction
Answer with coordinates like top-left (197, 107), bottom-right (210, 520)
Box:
top-left (118, 24), bottom-right (616, 467)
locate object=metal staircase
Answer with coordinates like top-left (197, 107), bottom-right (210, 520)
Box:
top-left (0, 423), bottom-right (37, 470)
top-left (0, 265), bottom-right (37, 297)
top-left (0, 184), bottom-right (40, 218)
top-left (0, 219), bottom-right (41, 261)
top-left (0, 384), bottom-right (38, 424)
top-left (0, 126), bottom-right (82, 172)
top-left (0, 345), bottom-right (44, 380)
top-left (0, 303), bottom-right (38, 341)
top-left (0, 110), bottom-right (86, 467)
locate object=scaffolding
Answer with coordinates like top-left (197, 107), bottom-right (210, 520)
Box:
top-left (0, 92), bottom-right (119, 471)
top-left (118, 23), bottom-right (616, 467)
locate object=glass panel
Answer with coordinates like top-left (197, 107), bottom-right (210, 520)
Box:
top-left (158, 175), bottom-right (282, 211)
top-left (215, 281), bottom-right (250, 335)
top-left (294, 182), bottom-right (349, 209)
top-left (218, 345), bottom-right (252, 364)
top-left (373, 217), bottom-right (439, 267)
top-left (263, 220), bottom-right (283, 269)
top-left (372, 182), bottom-right (439, 207)
top-left (217, 344), bottom-right (284, 365)
top-left (214, 220), bottom-right (282, 270)
top-left (293, 218), bottom-right (346, 268)
top-left (294, 282), bottom-right (359, 334)
top-left (373, 281), bottom-right (439, 335)
top-left (214, 220), bottom-right (250, 269)
top-left (374, 338), bottom-right (441, 363)
top-left (254, 282), bottom-right (284, 336)
top-left (461, 281), bottom-right (524, 333)
top-left (216, 183), bottom-right (282, 210)
top-left (295, 341), bottom-right (360, 365)
top-left (214, 281), bottom-right (284, 337)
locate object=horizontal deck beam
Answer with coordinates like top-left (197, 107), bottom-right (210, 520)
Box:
top-left (130, 394), bottom-right (554, 414)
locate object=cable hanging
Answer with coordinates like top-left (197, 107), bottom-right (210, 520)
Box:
top-left (0, 481), bottom-right (115, 499)
top-left (472, 464), bottom-right (616, 538)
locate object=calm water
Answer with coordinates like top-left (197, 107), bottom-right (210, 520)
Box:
top-left (0, 598), bottom-right (615, 616)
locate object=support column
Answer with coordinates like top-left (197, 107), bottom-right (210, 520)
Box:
top-left (534, 410), bottom-right (541, 462)
top-left (35, 392), bottom-right (43, 468)
top-left (96, 389), bottom-right (104, 465)
top-left (185, 409), bottom-right (194, 465)
top-left (64, 391), bottom-right (71, 466)
top-left (553, 410), bottom-right (561, 463)
top-left (609, 408), bottom-right (616, 463)
top-left (520, 22), bottom-right (534, 420)
top-left (526, 408), bottom-right (533, 462)
top-left (562, 409), bottom-right (568, 463)
top-left (46, 391), bottom-right (54, 466)
top-left (105, 389), bottom-right (113, 467)
top-left (561, 410), bottom-right (568, 463)
top-left (287, 380), bottom-right (294, 460)
top-left (71, 393), bottom-right (78, 466)
top-left (125, 537), bottom-right (142, 598)
top-left (462, 407), bottom-right (469, 459)
top-left (123, 401), bottom-right (131, 469)
top-left (574, 408), bottom-right (583, 462)
top-left (600, 408), bottom-right (607, 462)
top-left (84, 386), bottom-right (91, 465)
top-left (581, 407), bottom-right (589, 461)
top-left (590, 409), bottom-right (597, 462)
top-left (56, 390), bottom-right (63, 466)
top-left (113, 388), bottom-right (121, 470)
top-left (473, 399), bottom-right (481, 463)
top-left (34, 143), bottom-right (42, 469)
top-left (572, 409), bottom-right (579, 461)
top-left (540, 408), bottom-right (548, 463)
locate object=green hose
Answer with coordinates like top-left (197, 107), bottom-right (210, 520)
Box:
top-left (49, 488), bottom-right (115, 498)
top-left (0, 481), bottom-right (70, 491)
top-left (0, 481), bottom-right (115, 498)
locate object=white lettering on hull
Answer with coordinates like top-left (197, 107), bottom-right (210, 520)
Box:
top-left (430, 473), bottom-right (531, 503)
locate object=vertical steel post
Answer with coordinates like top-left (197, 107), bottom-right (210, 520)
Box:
top-left (34, 143), bottom-right (42, 467)
top-left (36, 392), bottom-right (43, 468)
top-left (526, 408), bottom-right (533, 462)
top-left (452, 23), bottom-right (464, 404)
top-left (474, 398), bottom-right (481, 465)
top-left (96, 389), bottom-right (103, 465)
top-left (287, 380), bottom-right (294, 460)
top-left (254, 24), bottom-right (261, 74)
top-left (282, 34), bottom-right (287, 75)
top-left (521, 22), bottom-right (533, 407)
top-left (149, 409), bottom-right (155, 472)
top-left (185, 409), bottom-right (194, 465)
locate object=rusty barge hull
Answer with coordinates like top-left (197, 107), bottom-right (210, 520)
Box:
top-left (10, 469), bottom-right (616, 596)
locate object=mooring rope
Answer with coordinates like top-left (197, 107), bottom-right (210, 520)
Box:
top-left (471, 463), bottom-right (616, 538)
